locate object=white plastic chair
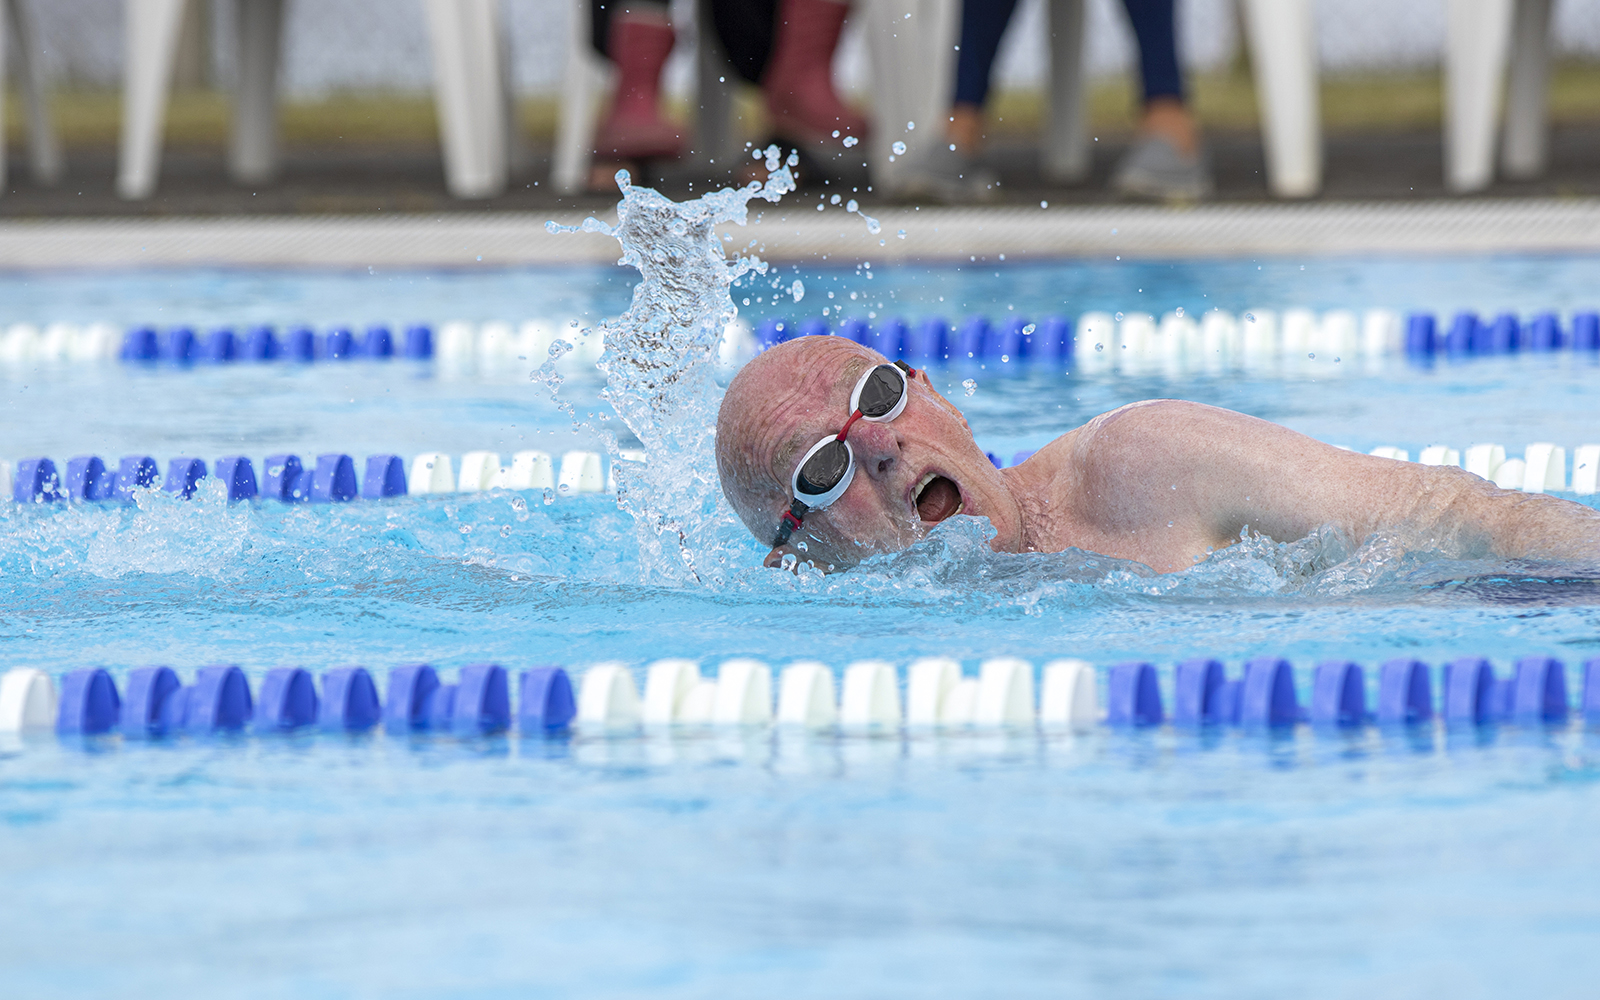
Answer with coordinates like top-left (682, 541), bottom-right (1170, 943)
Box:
top-left (118, 0), bottom-right (515, 200)
top-left (1445, 0), bottom-right (1553, 192)
top-left (864, 0), bottom-right (1322, 199)
top-left (553, 0), bottom-right (741, 195)
top-left (0, 0), bottom-right (63, 194)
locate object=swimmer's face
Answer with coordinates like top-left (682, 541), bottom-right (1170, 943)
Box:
top-left (716, 338), bottom-right (1023, 569)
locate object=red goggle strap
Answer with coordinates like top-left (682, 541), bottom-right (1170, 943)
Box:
top-left (771, 499), bottom-right (809, 547)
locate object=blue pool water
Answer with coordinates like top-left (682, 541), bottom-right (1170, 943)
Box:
top-left (4, 251), bottom-right (1600, 997)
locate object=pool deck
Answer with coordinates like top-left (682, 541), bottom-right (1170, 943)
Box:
top-left (0, 196), bottom-right (1595, 269)
top-left (1, 126), bottom-right (1598, 267)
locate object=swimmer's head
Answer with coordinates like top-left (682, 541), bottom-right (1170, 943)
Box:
top-left (715, 337), bottom-right (1023, 570)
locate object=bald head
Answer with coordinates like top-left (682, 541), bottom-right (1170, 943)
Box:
top-left (716, 336), bottom-right (877, 548)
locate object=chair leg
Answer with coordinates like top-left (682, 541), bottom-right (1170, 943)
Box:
top-left (119, 0), bottom-right (190, 200)
top-left (9, 0), bottom-right (60, 185)
top-left (694, 0), bottom-right (737, 167)
top-left (1239, 0), bottom-right (1321, 198)
top-left (1042, 0), bottom-right (1088, 183)
top-left (424, 0), bottom-right (508, 199)
top-left (863, 0), bottom-right (959, 193)
top-left (1501, 0), bottom-right (1552, 180)
top-left (1444, 0), bottom-right (1514, 192)
top-left (229, 0), bottom-right (284, 184)
top-left (552, 0), bottom-right (602, 194)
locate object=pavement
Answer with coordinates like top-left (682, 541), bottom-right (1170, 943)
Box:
top-left (2, 125), bottom-right (1598, 220)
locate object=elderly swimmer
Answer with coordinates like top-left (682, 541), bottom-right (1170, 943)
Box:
top-left (714, 336), bottom-right (1600, 572)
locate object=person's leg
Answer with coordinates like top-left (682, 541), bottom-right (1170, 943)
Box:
top-left (591, 0), bottom-right (682, 178)
top-left (1113, 0), bottom-right (1209, 198)
top-left (948, 0), bottom-right (1020, 155)
top-left (1121, 0), bottom-right (1198, 155)
top-left (761, 0), bottom-right (867, 147)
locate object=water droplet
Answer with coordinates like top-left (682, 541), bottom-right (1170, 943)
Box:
top-left (1308, 352), bottom-right (1315, 359)
top-left (896, 229), bottom-right (907, 239)
top-left (1023, 324), bottom-right (1036, 335)
top-left (1114, 312), bottom-right (1124, 321)
top-left (961, 378), bottom-right (977, 396)
top-left (1244, 312), bottom-right (1256, 323)
top-left (891, 141), bottom-right (907, 155)
top-left (500, 524), bottom-right (512, 537)
top-left (948, 143), bottom-right (956, 151)
top-left (832, 129), bottom-right (841, 138)
top-left (846, 198), bottom-right (858, 212)
top-left (542, 488), bottom-right (555, 505)
top-left (790, 279), bottom-right (805, 302)
top-left (1175, 306), bottom-right (1184, 318)
top-left (1039, 200), bottom-right (1048, 208)
top-left (1094, 343), bottom-right (1104, 352)
top-left (906, 121), bottom-right (915, 130)
top-left (830, 193), bottom-right (841, 205)
top-left (1000, 354), bottom-right (1010, 363)
top-left (843, 135), bottom-right (859, 147)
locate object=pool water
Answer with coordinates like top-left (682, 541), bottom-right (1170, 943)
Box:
top-left (3, 253), bottom-right (1600, 998)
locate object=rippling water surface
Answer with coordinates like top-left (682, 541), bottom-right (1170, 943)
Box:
top-left (3, 246), bottom-right (1600, 997)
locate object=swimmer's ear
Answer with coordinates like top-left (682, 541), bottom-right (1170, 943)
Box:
top-left (915, 371), bottom-right (971, 430)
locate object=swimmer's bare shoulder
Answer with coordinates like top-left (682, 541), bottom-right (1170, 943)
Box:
top-left (1006, 399), bottom-right (1600, 571)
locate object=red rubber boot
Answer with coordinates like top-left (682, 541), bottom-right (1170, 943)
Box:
top-left (593, 14), bottom-right (683, 162)
top-left (762, 0), bottom-right (868, 148)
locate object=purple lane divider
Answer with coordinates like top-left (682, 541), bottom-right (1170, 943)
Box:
top-left (1107, 662), bottom-right (1163, 726)
top-left (258, 667), bottom-right (319, 730)
top-left (57, 667), bottom-right (120, 735)
top-left (1445, 657), bottom-right (1496, 724)
top-left (1511, 656), bottom-right (1568, 723)
top-left (1311, 661), bottom-right (1366, 726)
top-left (1240, 657), bottom-right (1299, 727)
top-left (1378, 658), bottom-right (1433, 724)
top-left (121, 666), bottom-right (183, 737)
top-left (1173, 658), bottom-right (1225, 725)
top-left (519, 666), bottom-right (576, 731)
top-left (320, 667), bottom-right (381, 730)
top-left (385, 664), bottom-right (440, 732)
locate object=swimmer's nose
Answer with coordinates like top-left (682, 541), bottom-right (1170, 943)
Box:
top-left (848, 421), bottom-right (900, 480)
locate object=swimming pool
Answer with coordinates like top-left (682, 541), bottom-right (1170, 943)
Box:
top-left (4, 229), bottom-right (1600, 996)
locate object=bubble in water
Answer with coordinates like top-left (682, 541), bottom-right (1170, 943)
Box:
top-left (897, 229), bottom-right (907, 239)
top-left (542, 488), bottom-right (555, 506)
top-left (1308, 352), bottom-right (1315, 359)
top-left (1244, 312), bottom-right (1256, 323)
top-left (843, 136), bottom-right (858, 147)
top-left (891, 141), bottom-right (907, 155)
top-left (1114, 312), bottom-right (1124, 321)
top-left (1175, 306), bottom-right (1184, 318)
top-left (961, 378), bottom-right (977, 396)
top-left (830, 194), bottom-right (841, 205)
top-left (846, 199), bottom-right (858, 212)
top-left (790, 279), bottom-right (805, 302)
top-left (500, 524), bottom-right (512, 537)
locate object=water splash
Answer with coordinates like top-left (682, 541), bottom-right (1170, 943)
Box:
top-left (546, 151), bottom-right (796, 583)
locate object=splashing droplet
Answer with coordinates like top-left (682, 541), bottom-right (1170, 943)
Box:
top-left (1175, 306), bottom-right (1184, 318)
top-left (1114, 312), bottom-right (1124, 322)
top-left (843, 135), bottom-right (858, 147)
top-left (790, 279), bottom-right (805, 302)
top-left (891, 141), bottom-right (907, 155)
top-left (961, 378), bottom-right (977, 396)
top-left (1244, 312), bottom-right (1256, 323)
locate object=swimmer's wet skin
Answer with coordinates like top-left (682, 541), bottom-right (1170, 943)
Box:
top-left (715, 337), bottom-right (1600, 573)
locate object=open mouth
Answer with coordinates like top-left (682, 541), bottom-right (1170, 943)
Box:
top-left (914, 473), bottom-right (964, 524)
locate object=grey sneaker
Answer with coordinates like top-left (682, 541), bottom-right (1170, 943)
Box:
top-left (895, 142), bottom-right (1001, 204)
top-left (1112, 134), bottom-right (1213, 201)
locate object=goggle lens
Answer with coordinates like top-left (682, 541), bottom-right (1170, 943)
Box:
top-left (856, 365), bottom-right (905, 418)
top-left (796, 439), bottom-right (851, 497)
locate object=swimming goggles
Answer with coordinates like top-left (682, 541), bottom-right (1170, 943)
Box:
top-left (772, 360), bottom-right (918, 547)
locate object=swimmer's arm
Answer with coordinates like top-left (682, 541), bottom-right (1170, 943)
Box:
top-left (1073, 400), bottom-right (1600, 565)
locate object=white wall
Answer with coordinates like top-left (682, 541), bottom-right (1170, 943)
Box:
top-left (22, 0), bottom-right (1600, 99)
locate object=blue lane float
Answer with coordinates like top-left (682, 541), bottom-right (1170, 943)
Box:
top-left (114, 456), bottom-right (159, 499)
top-left (57, 667), bottom-right (120, 735)
top-left (1445, 657), bottom-right (1497, 724)
top-left (385, 664), bottom-right (441, 732)
top-left (759, 314), bottom-right (1076, 365)
top-left (518, 666), bottom-right (576, 731)
top-left (1512, 655), bottom-right (1568, 723)
top-left (1240, 657), bottom-right (1300, 727)
top-left (164, 458), bottom-right (206, 498)
top-left (1378, 658), bottom-right (1433, 725)
top-left (321, 667), bottom-right (381, 730)
top-left (451, 664), bottom-right (511, 735)
top-left (14, 457), bottom-right (61, 503)
top-left (1311, 660), bottom-right (1366, 727)
top-left (1107, 661), bottom-right (1163, 726)
top-left (1173, 657), bottom-right (1225, 725)
top-left (310, 454), bottom-right (358, 502)
top-left (214, 456), bottom-right (259, 501)
top-left (258, 667), bottom-right (319, 730)
top-left (121, 666), bottom-right (182, 738)
top-left (13, 452), bottom-right (411, 505)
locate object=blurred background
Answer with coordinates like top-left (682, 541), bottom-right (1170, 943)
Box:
top-left (4, 0), bottom-right (1599, 215)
